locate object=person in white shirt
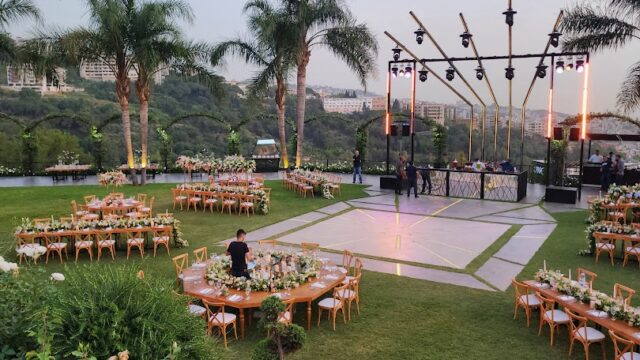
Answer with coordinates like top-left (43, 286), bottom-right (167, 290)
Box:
top-left (471, 158), bottom-right (485, 172)
top-left (588, 149), bottom-right (603, 163)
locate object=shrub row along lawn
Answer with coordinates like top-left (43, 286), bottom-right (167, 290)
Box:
top-left (1, 182), bottom-right (640, 359)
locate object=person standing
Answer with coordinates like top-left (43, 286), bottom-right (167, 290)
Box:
top-left (406, 161), bottom-right (419, 198)
top-left (352, 149), bottom-right (362, 184)
top-left (588, 149), bottom-right (603, 163)
top-left (471, 158), bottom-right (485, 172)
top-left (615, 154), bottom-right (625, 185)
top-left (420, 164), bottom-right (432, 195)
top-left (226, 229), bottom-right (252, 279)
top-left (600, 155), bottom-right (612, 191)
top-left (395, 155), bottom-right (406, 195)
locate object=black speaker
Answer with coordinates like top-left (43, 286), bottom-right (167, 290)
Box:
top-left (553, 127), bottom-right (563, 140)
top-left (391, 123), bottom-right (410, 137)
top-left (402, 123), bottom-right (410, 136)
top-left (391, 124), bottom-right (398, 136)
top-left (569, 127), bottom-right (580, 141)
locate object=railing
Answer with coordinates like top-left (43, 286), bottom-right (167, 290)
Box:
top-left (422, 168), bottom-right (527, 202)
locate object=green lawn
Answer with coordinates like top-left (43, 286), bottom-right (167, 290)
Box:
top-left (2, 183), bottom-right (639, 359)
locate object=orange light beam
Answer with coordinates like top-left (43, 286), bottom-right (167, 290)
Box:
top-left (580, 63), bottom-right (589, 140)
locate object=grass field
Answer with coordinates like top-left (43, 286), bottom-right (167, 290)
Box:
top-left (1, 182), bottom-right (639, 359)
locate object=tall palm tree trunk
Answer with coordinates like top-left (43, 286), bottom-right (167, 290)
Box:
top-left (294, 51), bottom-right (310, 168)
top-left (137, 81), bottom-right (150, 186)
top-left (117, 77), bottom-right (137, 185)
top-left (275, 76), bottom-right (289, 169)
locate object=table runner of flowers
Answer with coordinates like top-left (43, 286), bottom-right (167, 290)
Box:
top-left (588, 184), bottom-right (640, 224)
top-left (175, 154), bottom-right (256, 174)
top-left (176, 183), bottom-right (269, 214)
top-left (534, 269), bottom-right (640, 326)
top-left (14, 216), bottom-right (188, 247)
top-left (205, 250), bottom-right (320, 292)
top-left (581, 221), bottom-right (639, 255)
top-left (292, 169), bottom-right (334, 199)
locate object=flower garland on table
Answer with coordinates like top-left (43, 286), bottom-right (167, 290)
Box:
top-left (205, 251), bottom-right (320, 292)
top-left (587, 184), bottom-right (640, 224)
top-left (579, 221), bottom-right (638, 256)
top-left (174, 155), bottom-right (256, 174)
top-left (292, 169), bottom-right (335, 199)
top-left (98, 170), bottom-right (128, 188)
top-left (533, 269), bottom-right (640, 326)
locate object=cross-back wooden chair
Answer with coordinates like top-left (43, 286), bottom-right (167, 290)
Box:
top-left (565, 308), bottom-right (606, 360)
top-left (239, 194), bottom-right (256, 216)
top-left (609, 330), bottom-right (640, 360)
top-left (102, 207), bottom-right (121, 220)
top-left (614, 283), bottom-right (635, 306)
top-left (221, 193), bottom-right (237, 215)
top-left (605, 203), bottom-right (628, 225)
top-left (317, 283), bottom-right (348, 330)
top-left (139, 196), bottom-right (154, 217)
top-left (172, 253), bottom-right (188, 284)
top-left (511, 278), bottom-right (540, 328)
top-left (575, 268), bottom-right (597, 289)
top-left (74, 231), bottom-right (94, 262)
top-left (152, 226), bottom-right (171, 257)
top-left (342, 257), bottom-right (363, 286)
top-left (203, 300), bottom-right (237, 348)
top-left (44, 233), bottom-right (68, 264)
top-left (258, 239), bottom-right (277, 249)
top-left (337, 273), bottom-right (361, 321)
top-left (536, 291), bottom-right (570, 346)
top-left (126, 229), bottom-right (145, 259)
top-left (278, 299), bottom-right (295, 325)
top-left (623, 238), bottom-right (640, 268)
top-left (96, 230), bottom-right (116, 261)
top-left (186, 190), bottom-right (202, 211)
top-left (71, 200), bottom-right (87, 218)
top-left (193, 247), bottom-right (208, 263)
top-left (83, 195), bottom-right (96, 204)
top-left (59, 216), bottom-right (74, 223)
top-left (109, 192), bottom-right (124, 200)
top-left (33, 218), bottom-right (51, 226)
top-left (172, 188), bottom-right (187, 210)
top-left (137, 193), bottom-right (147, 204)
top-left (341, 250), bottom-right (354, 273)
top-left (203, 192), bottom-right (219, 213)
top-left (593, 232), bottom-right (616, 265)
top-left (16, 234), bottom-right (38, 264)
top-left (301, 242), bottom-right (319, 254)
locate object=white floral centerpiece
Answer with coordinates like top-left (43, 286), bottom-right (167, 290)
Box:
top-left (98, 170), bottom-right (128, 190)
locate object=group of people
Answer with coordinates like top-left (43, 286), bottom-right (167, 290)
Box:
top-left (588, 149), bottom-right (626, 191)
top-left (395, 155), bottom-right (432, 198)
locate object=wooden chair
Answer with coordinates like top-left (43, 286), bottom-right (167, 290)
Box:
top-left (613, 283), bottom-right (635, 306)
top-left (623, 238), bottom-right (640, 268)
top-left (342, 257), bottom-right (363, 286)
top-left (203, 192), bottom-right (219, 213)
top-left (139, 196), bottom-right (154, 217)
top-left (172, 188), bottom-right (187, 210)
top-left (301, 242), bottom-right (319, 254)
top-left (152, 226), bottom-right (171, 257)
top-left (83, 195), bottom-right (96, 204)
top-left (74, 231), bottom-right (94, 262)
top-left (609, 330), bottom-right (640, 360)
top-left (16, 234), bottom-right (39, 264)
top-left (102, 207), bottom-right (121, 221)
top-left (337, 273), bottom-right (361, 321)
top-left (606, 204), bottom-right (627, 224)
top-left (593, 233), bottom-right (616, 265)
top-left (341, 250), bottom-right (354, 273)
top-left (278, 299), bottom-right (295, 325)
top-left (71, 200), bottom-right (88, 218)
top-left (511, 278), bottom-right (540, 327)
top-left (126, 229), bottom-right (145, 259)
top-left (566, 308), bottom-right (606, 360)
top-left (329, 176), bottom-right (341, 196)
top-left (137, 193), bottom-right (147, 204)
top-left (258, 239), bottom-right (277, 248)
top-left (172, 253), bottom-right (188, 284)
top-left (239, 194), bottom-right (256, 216)
top-left (33, 218), bottom-right (52, 226)
top-left (59, 216), bottom-right (74, 223)
top-left (300, 183), bottom-right (314, 198)
top-left (317, 283), bottom-right (348, 330)
top-left (158, 212), bottom-right (174, 219)
top-left (203, 300), bottom-right (237, 348)
top-left (44, 233), bottom-right (68, 264)
top-left (576, 268), bottom-right (597, 289)
top-left (109, 192), bottom-right (124, 200)
top-left (536, 291), bottom-right (570, 346)
top-left (193, 247), bottom-right (208, 263)
top-left (186, 190), bottom-right (202, 211)
top-left (221, 193), bottom-right (237, 215)
top-left (96, 231), bottom-right (115, 261)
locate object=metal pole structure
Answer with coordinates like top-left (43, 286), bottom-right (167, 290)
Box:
top-left (411, 59), bottom-right (417, 162)
top-left (506, 0), bottom-right (514, 160)
top-left (460, 13), bottom-right (498, 162)
top-left (409, 11), bottom-right (487, 163)
top-left (416, 51), bottom-right (588, 63)
top-left (545, 55), bottom-right (555, 186)
top-left (384, 31), bottom-right (475, 165)
top-left (386, 62), bottom-right (391, 175)
top-left (578, 58), bottom-right (590, 200)
top-left (521, 11), bottom-right (563, 171)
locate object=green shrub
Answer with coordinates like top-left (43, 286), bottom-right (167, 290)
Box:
top-left (48, 265), bottom-right (220, 360)
top-left (251, 339), bottom-right (278, 360)
top-left (254, 296), bottom-right (306, 360)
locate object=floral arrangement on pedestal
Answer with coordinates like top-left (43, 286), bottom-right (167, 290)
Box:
top-left (222, 155), bottom-right (256, 173)
top-left (205, 250), bottom-right (320, 292)
top-left (98, 170), bottom-right (128, 188)
top-left (534, 269), bottom-right (640, 326)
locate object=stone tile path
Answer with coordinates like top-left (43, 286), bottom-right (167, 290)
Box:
top-left (475, 258), bottom-right (524, 291)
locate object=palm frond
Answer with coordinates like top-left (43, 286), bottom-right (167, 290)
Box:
top-left (0, 31), bottom-right (15, 62)
top-left (210, 40), bottom-right (267, 68)
top-left (247, 59), bottom-right (278, 96)
top-left (0, 0), bottom-right (41, 28)
top-left (323, 23), bottom-right (378, 89)
top-left (609, 0), bottom-right (640, 14)
top-left (617, 60), bottom-right (640, 112)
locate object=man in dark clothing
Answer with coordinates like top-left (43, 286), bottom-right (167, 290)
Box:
top-left (406, 161), bottom-right (419, 198)
top-left (352, 150), bottom-right (362, 184)
top-left (395, 155), bottom-right (405, 195)
top-left (600, 155), bottom-right (612, 191)
top-left (420, 166), bottom-right (432, 195)
top-left (226, 229), bottom-right (252, 278)
top-left (615, 154), bottom-right (625, 185)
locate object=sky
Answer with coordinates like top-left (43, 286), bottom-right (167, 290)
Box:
top-left (9, 0), bottom-right (640, 117)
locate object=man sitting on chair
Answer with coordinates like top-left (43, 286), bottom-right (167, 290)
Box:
top-left (226, 229), bottom-right (252, 278)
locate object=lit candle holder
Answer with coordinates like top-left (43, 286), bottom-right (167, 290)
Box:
top-left (569, 269), bottom-right (571, 281)
top-left (543, 260), bottom-right (547, 271)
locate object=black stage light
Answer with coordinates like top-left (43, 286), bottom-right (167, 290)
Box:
top-left (475, 66), bottom-right (484, 80)
top-left (446, 67), bottom-right (455, 81)
top-left (391, 65), bottom-right (398, 78)
top-left (414, 28), bottom-right (425, 45)
top-left (392, 47), bottom-right (402, 61)
top-left (404, 65), bottom-right (412, 78)
top-left (576, 59), bottom-right (585, 73)
top-left (418, 69), bottom-right (428, 82)
top-left (505, 66), bottom-right (515, 80)
top-left (536, 64), bottom-right (548, 78)
top-left (460, 31), bottom-right (472, 48)
top-left (503, 8), bottom-right (517, 26)
top-left (549, 31), bottom-right (561, 48)
top-left (555, 59), bottom-right (564, 74)
top-left (565, 57), bottom-right (574, 72)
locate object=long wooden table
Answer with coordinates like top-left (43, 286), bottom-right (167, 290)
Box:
top-left (183, 260), bottom-right (346, 338)
top-left (525, 280), bottom-right (640, 344)
top-left (593, 231), bottom-right (640, 258)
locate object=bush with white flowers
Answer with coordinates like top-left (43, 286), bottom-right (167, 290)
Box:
top-left (0, 256), bottom-right (18, 273)
top-left (16, 244), bottom-right (47, 262)
top-left (50, 272), bottom-right (65, 282)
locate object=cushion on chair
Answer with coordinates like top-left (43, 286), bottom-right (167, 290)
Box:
top-left (223, 200), bottom-right (236, 205)
top-left (543, 309), bottom-right (569, 323)
top-left (278, 311), bottom-right (292, 323)
top-left (318, 298), bottom-right (342, 309)
top-left (140, 207), bottom-right (151, 212)
top-left (621, 352), bottom-right (640, 360)
top-left (209, 312), bottom-right (236, 325)
top-left (205, 199), bottom-right (218, 204)
top-left (75, 240), bottom-right (93, 248)
top-left (596, 243), bottom-right (615, 250)
top-left (574, 327), bottom-right (605, 341)
top-left (175, 196), bottom-right (187, 200)
top-left (241, 202), bottom-right (254, 207)
top-left (188, 304), bottom-right (206, 316)
top-left (153, 236), bottom-right (170, 243)
top-left (518, 294), bottom-right (540, 307)
top-left (98, 240), bottom-right (115, 247)
top-left (341, 275), bottom-right (357, 285)
top-left (127, 238), bottom-right (144, 245)
top-left (189, 197), bottom-right (202, 202)
top-left (48, 242), bottom-right (67, 250)
top-left (625, 247), bottom-right (640, 255)
top-left (83, 214), bottom-right (99, 220)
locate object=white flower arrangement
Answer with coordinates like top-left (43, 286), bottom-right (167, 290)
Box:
top-left (0, 256), bottom-right (19, 274)
top-left (16, 244), bottom-right (47, 261)
top-left (98, 170), bottom-right (128, 187)
top-left (50, 272), bottom-right (65, 281)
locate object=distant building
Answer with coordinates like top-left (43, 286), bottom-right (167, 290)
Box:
top-left (415, 104), bottom-right (446, 125)
top-left (79, 59), bottom-right (170, 84)
top-left (526, 121), bottom-right (545, 136)
top-left (323, 96), bottom-right (385, 113)
top-left (4, 65), bottom-right (78, 94)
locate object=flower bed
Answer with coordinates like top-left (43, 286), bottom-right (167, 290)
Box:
top-left (175, 155), bottom-right (256, 174)
top-left (205, 250), bottom-right (320, 292)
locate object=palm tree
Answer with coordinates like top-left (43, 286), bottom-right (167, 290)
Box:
top-left (0, 0), bottom-right (41, 61)
top-left (281, 0), bottom-right (378, 167)
top-left (211, 0), bottom-right (296, 169)
top-left (561, 0), bottom-right (640, 112)
top-left (129, 0), bottom-right (220, 184)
